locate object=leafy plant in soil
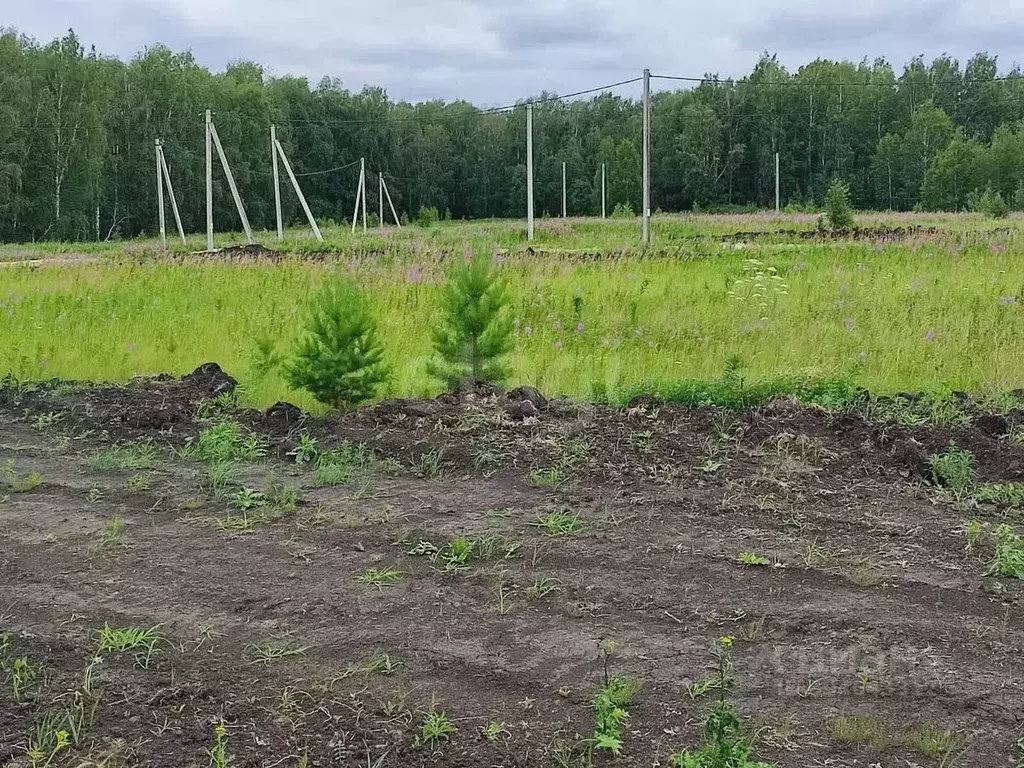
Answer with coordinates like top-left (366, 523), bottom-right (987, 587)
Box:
top-left (420, 701), bottom-right (457, 745)
top-left (987, 524), bottom-right (1024, 579)
top-left (929, 442), bottom-right (975, 500)
top-left (428, 252), bottom-right (514, 390)
top-left (287, 276), bottom-right (389, 409)
top-left (186, 422), bottom-right (266, 464)
top-left (670, 637), bottom-right (775, 767)
top-left (206, 723), bottom-right (232, 768)
top-left (592, 641), bottom-right (642, 756)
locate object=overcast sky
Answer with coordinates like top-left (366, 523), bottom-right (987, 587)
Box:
top-left (5, 0), bottom-right (1023, 105)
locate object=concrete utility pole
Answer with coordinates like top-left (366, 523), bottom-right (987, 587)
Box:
top-left (157, 143), bottom-right (186, 245)
top-left (775, 152), bottom-right (781, 213)
top-left (273, 136), bottom-right (323, 241)
top-left (381, 175), bottom-right (401, 228)
top-left (562, 161), bottom-right (567, 218)
top-left (209, 120), bottom-right (255, 244)
top-left (360, 157), bottom-right (367, 232)
top-left (601, 163), bottom-right (607, 219)
top-left (271, 125), bottom-right (283, 239)
top-left (351, 160), bottom-right (364, 234)
top-left (379, 173), bottom-right (384, 230)
top-left (156, 139), bottom-right (166, 249)
top-left (642, 68), bottom-right (651, 247)
top-left (526, 103), bottom-right (535, 241)
top-left (205, 109), bottom-right (213, 251)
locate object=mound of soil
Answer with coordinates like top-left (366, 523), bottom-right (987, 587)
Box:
top-left (695, 225), bottom-right (944, 244)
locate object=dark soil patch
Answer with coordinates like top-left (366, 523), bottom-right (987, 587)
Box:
top-left (686, 225), bottom-right (944, 244)
top-left (1, 368), bottom-right (1022, 767)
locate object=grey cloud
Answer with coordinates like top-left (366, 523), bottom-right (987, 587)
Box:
top-left (486, 4), bottom-right (627, 50)
top-left (736, 0), bottom-right (959, 51)
top-left (6, 0), bottom-right (1024, 105)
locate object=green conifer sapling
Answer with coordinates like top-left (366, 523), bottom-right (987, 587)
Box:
top-left (286, 277), bottom-right (388, 409)
top-left (428, 253), bottom-right (514, 390)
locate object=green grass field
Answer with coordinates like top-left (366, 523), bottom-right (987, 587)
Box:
top-left (2, 212), bottom-right (1023, 411)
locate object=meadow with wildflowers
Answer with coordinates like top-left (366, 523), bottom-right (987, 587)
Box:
top-left (2, 212), bottom-right (1023, 410)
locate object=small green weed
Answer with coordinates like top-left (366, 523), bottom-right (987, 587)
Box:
top-left (964, 519), bottom-right (986, 553)
top-left (25, 716), bottom-right (70, 768)
top-left (195, 390), bottom-right (240, 420)
top-left (87, 442), bottom-right (159, 471)
top-left (288, 432), bottom-right (319, 465)
top-left (976, 482), bottom-right (1024, 508)
top-left (530, 511), bottom-right (584, 536)
top-left (528, 466), bottom-right (569, 489)
top-left (313, 442), bottom-right (376, 485)
top-left (211, 511), bottom-right (266, 532)
top-left (987, 524), bottom-right (1024, 579)
top-left (248, 643), bottom-right (308, 665)
top-left (357, 566), bottom-right (406, 590)
top-left (671, 637), bottom-right (774, 767)
top-left (96, 624), bottom-right (161, 667)
top-left (700, 457), bottom-right (724, 475)
top-left (186, 422), bottom-right (265, 464)
top-left (266, 480), bottom-right (300, 514)
top-left (929, 442), bottom-right (975, 500)
top-left (832, 715), bottom-right (965, 762)
top-left (528, 441), bottom-right (592, 489)
top-left (124, 473), bottom-right (151, 491)
top-left (410, 448), bottom-right (453, 479)
top-left (10, 656), bottom-right (37, 701)
top-left (482, 720), bottom-right (508, 742)
top-left (206, 461), bottom-right (241, 497)
top-left (737, 552), bottom-right (770, 567)
top-left (526, 576), bottom-right (562, 599)
top-left (495, 580), bottom-right (516, 615)
top-left (233, 488), bottom-right (266, 510)
top-left (100, 516), bottom-right (126, 547)
top-left (420, 702), bottom-right (457, 745)
top-left (1, 461), bottom-right (43, 492)
top-left (405, 534), bottom-right (520, 572)
top-left (348, 649), bottom-right (401, 677)
top-left (206, 722), bottom-right (232, 768)
top-left (592, 641), bottom-right (642, 756)
top-left (967, 521), bottom-right (1024, 579)
top-left (32, 412), bottom-right (64, 431)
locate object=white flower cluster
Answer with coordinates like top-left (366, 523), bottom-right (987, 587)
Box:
top-left (727, 259), bottom-right (789, 321)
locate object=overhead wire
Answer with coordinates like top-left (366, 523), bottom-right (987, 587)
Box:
top-left (268, 77), bottom-right (643, 128)
top-left (652, 72), bottom-right (1024, 87)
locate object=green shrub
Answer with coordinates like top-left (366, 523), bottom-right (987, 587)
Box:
top-left (611, 201), bottom-right (636, 218)
top-left (1013, 180), bottom-right (1024, 212)
top-left (286, 278), bottom-right (388, 410)
top-left (415, 206), bottom-right (440, 227)
top-left (428, 253), bottom-right (514, 390)
top-left (971, 184), bottom-right (1010, 218)
top-left (823, 180), bottom-right (855, 229)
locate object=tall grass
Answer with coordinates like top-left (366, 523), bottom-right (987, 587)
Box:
top-left (2, 219), bottom-right (1023, 410)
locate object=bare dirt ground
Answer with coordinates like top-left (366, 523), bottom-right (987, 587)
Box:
top-left (1, 367), bottom-right (1022, 767)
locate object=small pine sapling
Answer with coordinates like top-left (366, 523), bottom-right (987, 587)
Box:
top-left (428, 253), bottom-right (514, 390)
top-left (286, 278), bottom-right (389, 410)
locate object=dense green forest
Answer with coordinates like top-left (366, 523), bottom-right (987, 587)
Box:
top-left (2, 27), bottom-right (1024, 242)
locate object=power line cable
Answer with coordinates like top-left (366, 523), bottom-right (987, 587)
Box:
top-left (271, 77), bottom-right (643, 128)
top-left (652, 73), bottom-right (1024, 87)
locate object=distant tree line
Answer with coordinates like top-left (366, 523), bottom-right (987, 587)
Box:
top-left (2, 27), bottom-right (1024, 242)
